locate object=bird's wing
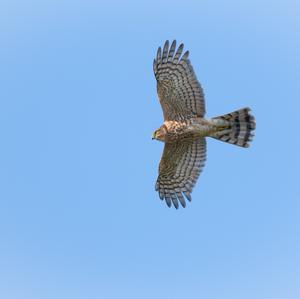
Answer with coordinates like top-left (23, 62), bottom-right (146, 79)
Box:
top-left (155, 138), bottom-right (206, 209)
top-left (153, 40), bottom-right (205, 121)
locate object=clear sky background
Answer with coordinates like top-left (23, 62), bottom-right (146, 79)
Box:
top-left (0, 1), bottom-right (299, 298)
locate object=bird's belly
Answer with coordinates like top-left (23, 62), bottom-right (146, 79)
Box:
top-left (185, 123), bottom-right (214, 137)
top-left (165, 121), bottom-right (215, 142)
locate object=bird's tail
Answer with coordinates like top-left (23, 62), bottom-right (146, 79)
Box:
top-left (210, 107), bottom-right (256, 147)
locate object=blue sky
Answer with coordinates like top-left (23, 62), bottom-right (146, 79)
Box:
top-left (0, 0), bottom-right (299, 298)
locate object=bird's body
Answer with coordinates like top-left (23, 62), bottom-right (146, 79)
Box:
top-left (152, 40), bottom-right (256, 209)
top-left (154, 118), bottom-right (218, 142)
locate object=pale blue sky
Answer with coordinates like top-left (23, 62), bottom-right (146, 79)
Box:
top-left (0, 1), bottom-right (299, 298)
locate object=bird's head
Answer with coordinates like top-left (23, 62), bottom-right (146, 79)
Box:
top-left (152, 126), bottom-right (167, 142)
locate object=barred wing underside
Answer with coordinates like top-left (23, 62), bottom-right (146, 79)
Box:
top-left (153, 40), bottom-right (205, 121)
top-left (155, 138), bottom-right (206, 209)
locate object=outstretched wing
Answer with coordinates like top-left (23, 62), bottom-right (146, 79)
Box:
top-left (155, 138), bottom-right (206, 209)
top-left (153, 40), bottom-right (205, 121)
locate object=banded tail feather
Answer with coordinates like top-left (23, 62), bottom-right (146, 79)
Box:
top-left (210, 108), bottom-right (256, 147)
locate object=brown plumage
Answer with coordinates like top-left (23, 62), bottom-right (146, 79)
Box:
top-left (152, 40), bottom-right (256, 209)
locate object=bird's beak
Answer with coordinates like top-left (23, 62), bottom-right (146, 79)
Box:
top-left (152, 132), bottom-right (155, 140)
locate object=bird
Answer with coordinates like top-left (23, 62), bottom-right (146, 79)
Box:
top-left (152, 40), bottom-right (256, 209)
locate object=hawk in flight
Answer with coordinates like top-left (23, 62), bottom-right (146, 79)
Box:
top-left (152, 40), bottom-right (256, 209)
